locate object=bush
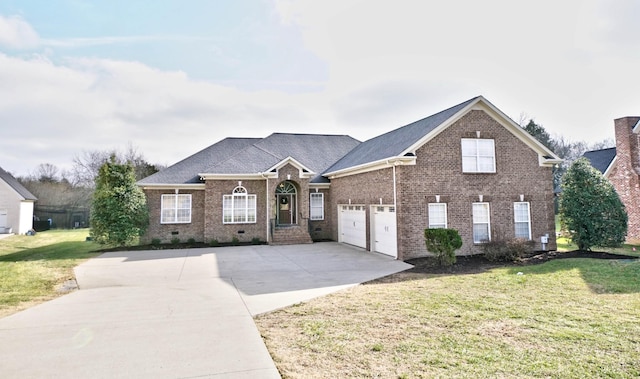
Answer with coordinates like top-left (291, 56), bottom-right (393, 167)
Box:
top-left (231, 237), bottom-right (240, 246)
top-left (170, 237), bottom-right (180, 245)
top-left (209, 239), bottom-right (219, 247)
top-left (187, 238), bottom-right (196, 245)
top-left (482, 238), bottom-right (535, 262)
top-left (424, 228), bottom-right (462, 266)
top-left (151, 238), bottom-right (161, 246)
top-left (251, 237), bottom-right (261, 245)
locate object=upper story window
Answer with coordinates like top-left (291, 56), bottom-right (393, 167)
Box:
top-left (223, 186), bottom-right (257, 224)
top-left (461, 138), bottom-right (496, 173)
top-left (428, 203), bottom-right (447, 229)
top-left (310, 193), bottom-right (324, 220)
top-left (514, 202), bottom-right (532, 240)
top-left (161, 194), bottom-right (192, 224)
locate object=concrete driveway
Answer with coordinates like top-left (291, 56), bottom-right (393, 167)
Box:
top-left (0, 242), bottom-right (411, 378)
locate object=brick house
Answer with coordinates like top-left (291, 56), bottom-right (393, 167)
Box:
top-left (139, 96), bottom-right (560, 260)
top-left (584, 116), bottom-right (640, 243)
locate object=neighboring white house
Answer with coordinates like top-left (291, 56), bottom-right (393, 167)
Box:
top-left (0, 166), bottom-right (37, 235)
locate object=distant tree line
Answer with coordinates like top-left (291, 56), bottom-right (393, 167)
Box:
top-left (17, 144), bottom-right (163, 229)
top-left (519, 118), bottom-right (614, 193)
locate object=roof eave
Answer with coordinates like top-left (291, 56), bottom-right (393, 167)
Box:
top-left (324, 156), bottom-right (416, 179)
top-left (139, 183), bottom-right (206, 190)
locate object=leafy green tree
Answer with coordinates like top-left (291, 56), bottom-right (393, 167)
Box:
top-left (90, 156), bottom-right (149, 246)
top-left (560, 158), bottom-right (627, 250)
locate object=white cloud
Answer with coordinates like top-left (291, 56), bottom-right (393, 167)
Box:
top-left (0, 15), bottom-right (39, 49)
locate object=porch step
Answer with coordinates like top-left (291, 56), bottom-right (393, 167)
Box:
top-left (271, 226), bottom-right (313, 245)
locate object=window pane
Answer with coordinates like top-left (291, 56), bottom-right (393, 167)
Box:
top-left (473, 203), bottom-right (491, 243)
top-left (310, 193), bottom-right (324, 220)
top-left (177, 195), bottom-right (190, 208)
top-left (473, 224), bottom-right (490, 243)
top-left (473, 203), bottom-right (489, 222)
top-left (515, 223), bottom-right (530, 239)
top-left (428, 203), bottom-right (447, 229)
top-left (162, 209), bottom-right (175, 223)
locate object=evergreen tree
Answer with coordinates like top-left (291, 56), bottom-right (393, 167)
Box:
top-left (90, 156), bottom-right (149, 246)
top-left (560, 158), bottom-right (627, 250)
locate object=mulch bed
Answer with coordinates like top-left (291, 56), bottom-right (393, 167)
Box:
top-left (405, 250), bottom-right (638, 275)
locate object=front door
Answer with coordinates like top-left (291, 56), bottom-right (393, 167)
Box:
top-left (276, 181), bottom-right (297, 226)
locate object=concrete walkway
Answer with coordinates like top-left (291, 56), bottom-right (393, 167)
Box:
top-left (0, 243), bottom-right (411, 378)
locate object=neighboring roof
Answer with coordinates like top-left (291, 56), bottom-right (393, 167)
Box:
top-left (0, 166), bottom-right (37, 201)
top-left (139, 133), bottom-right (360, 186)
top-left (583, 147), bottom-right (616, 175)
top-left (325, 97), bottom-right (479, 174)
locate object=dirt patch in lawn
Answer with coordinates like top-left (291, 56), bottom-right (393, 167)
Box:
top-left (405, 250), bottom-right (638, 275)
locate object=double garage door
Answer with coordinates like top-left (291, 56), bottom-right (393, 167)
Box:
top-left (338, 205), bottom-right (397, 258)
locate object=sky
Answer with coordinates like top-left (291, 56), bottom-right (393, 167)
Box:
top-left (1, 0), bottom-right (639, 177)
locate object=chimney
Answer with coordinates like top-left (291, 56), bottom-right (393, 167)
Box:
top-left (614, 116), bottom-right (640, 175)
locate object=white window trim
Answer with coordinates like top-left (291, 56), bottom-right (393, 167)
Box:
top-left (428, 203), bottom-right (447, 229)
top-left (461, 138), bottom-right (496, 173)
top-left (514, 201), bottom-right (532, 240)
top-left (310, 192), bottom-right (324, 220)
top-left (472, 202), bottom-right (491, 243)
top-left (161, 194), bottom-right (192, 224)
top-left (223, 186), bottom-right (257, 224)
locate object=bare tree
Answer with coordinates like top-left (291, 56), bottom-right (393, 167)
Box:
top-left (71, 144), bottom-right (161, 187)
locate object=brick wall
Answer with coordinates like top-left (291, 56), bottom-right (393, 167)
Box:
top-left (328, 109), bottom-right (556, 260)
top-left (609, 117), bottom-right (640, 242)
top-left (204, 179), bottom-right (268, 244)
top-left (329, 168), bottom-right (396, 250)
top-left (142, 189), bottom-right (205, 243)
top-left (397, 110), bottom-right (556, 259)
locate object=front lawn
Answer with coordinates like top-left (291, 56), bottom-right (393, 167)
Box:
top-left (256, 257), bottom-right (640, 378)
top-left (0, 229), bottom-right (100, 317)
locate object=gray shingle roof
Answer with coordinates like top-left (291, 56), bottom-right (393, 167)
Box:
top-left (138, 138), bottom-right (259, 185)
top-left (324, 96), bottom-right (479, 174)
top-left (139, 133), bottom-right (360, 185)
top-left (583, 147), bottom-right (616, 174)
top-left (0, 166), bottom-right (37, 200)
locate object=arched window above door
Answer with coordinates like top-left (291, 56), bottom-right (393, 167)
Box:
top-left (276, 181), bottom-right (296, 194)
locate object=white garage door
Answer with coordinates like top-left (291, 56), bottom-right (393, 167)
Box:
top-left (339, 205), bottom-right (366, 249)
top-left (372, 206), bottom-right (397, 258)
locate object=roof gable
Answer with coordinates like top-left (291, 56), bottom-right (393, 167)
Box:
top-left (0, 166), bottom-right (37, 201)
top-left (324, 96), bottom-right (562, 178)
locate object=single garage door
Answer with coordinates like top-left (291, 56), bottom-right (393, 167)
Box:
top-left (339, 205), bottom-right (366, 249)
top-left (372, 205), bottom-right (397, 258)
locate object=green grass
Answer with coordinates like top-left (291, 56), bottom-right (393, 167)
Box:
top-left (0, 229), bottom-right (101, 316)
top-left (256, 258), bottom-right (640, 378)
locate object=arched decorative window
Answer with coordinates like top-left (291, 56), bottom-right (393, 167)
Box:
top-left (223, 186), bottom-right (257, 224)
top-left (276, 181), bottom-right (297, 194)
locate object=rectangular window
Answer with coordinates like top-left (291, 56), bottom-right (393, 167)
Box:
top-left (310, 193), bottom-right (324, 220)
top-left (472, 202), bottom-right (491, 243)
top-left (461, 138), bottom-right (496, 173)
top-left (514, 202), bottom-right (532, 239)
top-left (223, 193), bottom-right (257, 224)
top-left (161, 194), bottom-right (192, 224)
top-left (428, 203), bottom-right (447, 229)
